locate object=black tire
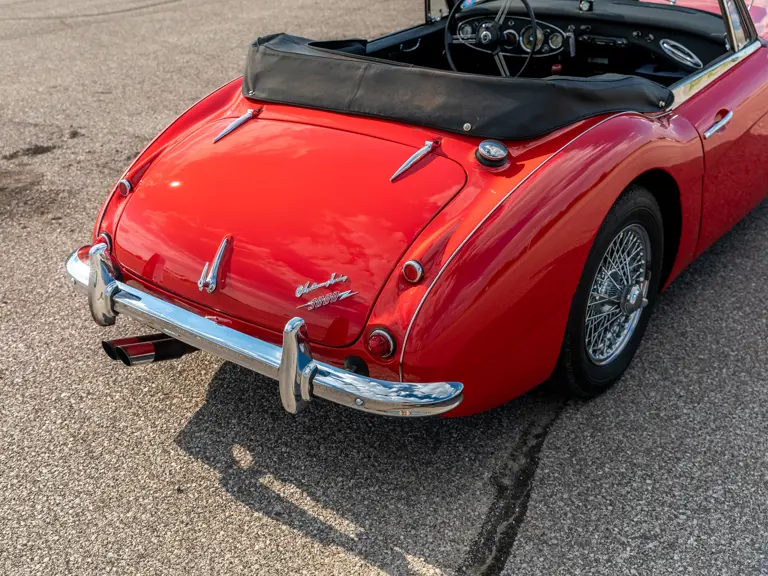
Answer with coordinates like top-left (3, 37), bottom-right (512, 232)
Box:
top-left (557, 184), bottom-right (664, 398)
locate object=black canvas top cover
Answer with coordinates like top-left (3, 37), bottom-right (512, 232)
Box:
top-left (243, 34), bottom-right (674, 140)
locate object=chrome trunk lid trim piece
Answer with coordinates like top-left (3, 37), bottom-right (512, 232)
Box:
top-left (213, 108), bottom-right (262, 143)
top-left (197, 235), bottom-right (231, 293)
top-left (390, 140), bottom-right (439, 182)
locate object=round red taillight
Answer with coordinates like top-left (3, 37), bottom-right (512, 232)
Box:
top-left (402, 260), bottom-right (424, 284)
top-left (368, 329), bottom-right (396, 359)
top-left (116, 178), bottom-right (133, 196)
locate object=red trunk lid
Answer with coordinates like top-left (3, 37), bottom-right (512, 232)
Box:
top-left (114, 118), bottom-right (466, 346)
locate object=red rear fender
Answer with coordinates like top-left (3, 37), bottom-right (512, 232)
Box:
top-left (399, 113), bottom-right (704, 416)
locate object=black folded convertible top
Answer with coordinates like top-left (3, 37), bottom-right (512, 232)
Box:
top-left (243, 34), bottom-right (673, 140)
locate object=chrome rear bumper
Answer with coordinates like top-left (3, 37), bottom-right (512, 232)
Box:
top-left (66, 243), bottom-right (463, 417)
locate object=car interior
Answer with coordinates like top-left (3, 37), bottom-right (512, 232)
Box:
top-left (321, 0), bottom-right (732, 86)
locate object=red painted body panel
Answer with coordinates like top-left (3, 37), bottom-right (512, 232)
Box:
top-left (113, 118), bottom-right (466, 347)
top-left (93, 14), bottom-right (768, 415)
top-left (675, 45), bottom-right (768, 255)
top-left (400, 114), bottom-right (704, 416)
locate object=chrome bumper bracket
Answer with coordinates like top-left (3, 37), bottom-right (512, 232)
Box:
top-left (66, 243), bottom-right (463, 417)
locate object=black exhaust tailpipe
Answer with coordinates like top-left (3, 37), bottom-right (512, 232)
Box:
top-left (102, 335), bottom-right (196, 367)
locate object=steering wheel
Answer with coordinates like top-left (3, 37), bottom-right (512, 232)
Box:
top-left (444, 0), bottom-right (537, 78)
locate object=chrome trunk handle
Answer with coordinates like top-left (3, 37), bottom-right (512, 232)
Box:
top-left (704, 110), bottom-right (734, 139)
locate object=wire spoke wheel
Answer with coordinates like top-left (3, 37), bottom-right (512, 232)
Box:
top-left (585, 224), bottom-right (652, 366)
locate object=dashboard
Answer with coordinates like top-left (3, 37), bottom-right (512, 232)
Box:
top-left (365, 0), bottom-right (731, 85)
top-left (456, 17), bottom-right (569, 57)
top-left (448, 1), bottom-right (730, 83)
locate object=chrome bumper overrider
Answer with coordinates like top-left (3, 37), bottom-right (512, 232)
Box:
top-left (66, 243), bottom-right (463, 417)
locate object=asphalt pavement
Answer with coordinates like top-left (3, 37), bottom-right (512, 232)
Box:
top-left (1, 1), bottom-right (766, 574)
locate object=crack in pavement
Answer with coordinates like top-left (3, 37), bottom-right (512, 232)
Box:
top-left (458, 400), bottom-right (568, 576)
top-left (2, 144), bottom-right (57, 161)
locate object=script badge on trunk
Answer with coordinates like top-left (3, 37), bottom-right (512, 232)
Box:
top-left (296, 273), bottom-right (357, 310)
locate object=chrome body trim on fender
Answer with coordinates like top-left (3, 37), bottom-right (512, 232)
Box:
top-left (66, 244), bottom-right (463, 417)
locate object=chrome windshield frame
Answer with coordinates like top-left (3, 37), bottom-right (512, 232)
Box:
top-left (669, 0), bottom-right (761, 109)
top-left (669, 39), bottom-right (762, 109)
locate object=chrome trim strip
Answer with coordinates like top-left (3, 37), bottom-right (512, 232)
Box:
top-left (66, 247), bottom-right (463, 417)
top-left (390, 140), bottom-right (439, 182)
top-left (722, 0), bottom-right (758, 51)
top-left (670, 41), bottom-right (762, 108)
top-left (399, 112), bottom-right (634, 381)
top-left (213, 108), bottom-right (262, 143)
top-left (722, 0), bottom-right (739, 50)
top-left (703, 110), bottom-right (735, 139)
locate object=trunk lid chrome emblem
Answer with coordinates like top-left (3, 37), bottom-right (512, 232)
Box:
top-left (295, 273), bottom-right (349, 298)
top-left (297, 290), bottom-right (358, 311)
top-left (198, 235), bottom-right (231, 293)
top-left (296, 273), bottom-right (356, 309)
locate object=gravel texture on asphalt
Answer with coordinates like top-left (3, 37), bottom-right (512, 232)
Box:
top-left (0, 1), bottom-right (766, 575)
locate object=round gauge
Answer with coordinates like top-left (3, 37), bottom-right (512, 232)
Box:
top-left (520, 26), bottom-right (545, 52)
top-left (549, 32), bottom-right (564, 50)
top-left (458, 23), bottom-right (474, 41)
top-left (503, 29), bottom-right (519, 46)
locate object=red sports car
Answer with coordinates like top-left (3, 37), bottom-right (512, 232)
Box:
top-left (67, 0), bottom-right (768, 417)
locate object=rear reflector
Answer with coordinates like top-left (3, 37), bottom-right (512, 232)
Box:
top-left (368, 329), bottom-right (396, 359)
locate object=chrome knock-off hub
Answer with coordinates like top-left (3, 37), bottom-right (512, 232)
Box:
top-left (620, 283), bottom-right (648, 315)
top-left (585, 224), bottom-right (652, 366)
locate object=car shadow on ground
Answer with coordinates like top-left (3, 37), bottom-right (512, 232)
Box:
top-left (175, 199), bottom-right (766, 575)
top-left (175, 364), bottom-right (565, 574)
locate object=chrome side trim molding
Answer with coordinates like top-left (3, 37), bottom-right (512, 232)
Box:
top-left (670, 41), bottom-right (762, 108)
top-left (66, 246), bottom-right (463, 417)
top-left (399, 112), bottom-right (634, 381)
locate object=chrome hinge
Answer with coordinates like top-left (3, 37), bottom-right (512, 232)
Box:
top-left (390, 139), bottom-right (440, 182)
top-left (213, 108), bottom-right (263, 143)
